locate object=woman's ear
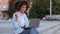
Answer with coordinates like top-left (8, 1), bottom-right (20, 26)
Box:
top-left (30, 2), bottom-right (32, 5)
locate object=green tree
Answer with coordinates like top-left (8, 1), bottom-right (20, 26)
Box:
top-left (52, 0), bottom-right (60, 14)
top-left (29, 0), bottom-right (50, 19)
top-left (9, 0), bottom-right (16, 18)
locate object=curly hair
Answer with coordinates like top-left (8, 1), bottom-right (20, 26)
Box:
top-left (14, 0), bottom-right (29, 11)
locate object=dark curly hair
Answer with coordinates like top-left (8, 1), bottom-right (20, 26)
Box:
top-left (14, 0), bottom-right (29, 11)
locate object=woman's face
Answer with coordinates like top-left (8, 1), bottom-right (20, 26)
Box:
top-left (20, 5), bottom-right (27, 13)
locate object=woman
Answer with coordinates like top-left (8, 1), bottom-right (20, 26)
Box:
top-left (12, 1), bottom-right (30, 34)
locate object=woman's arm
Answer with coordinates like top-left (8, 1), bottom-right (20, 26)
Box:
top-left (12, 13), bottom-right (19, 29)
top-left (15, 13), bottom-right (18, 21)
top-left (26, 2), bottom-right (32, 16)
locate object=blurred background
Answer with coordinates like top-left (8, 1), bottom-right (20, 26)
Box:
top-left (0, 0), bottom-right (60, 20)
top-left (9, 0), bottom-right (50, 19)
top-left (0, 0), bottom-right (60, 34)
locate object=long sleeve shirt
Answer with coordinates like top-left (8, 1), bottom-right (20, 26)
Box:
top-left (12, 12), bottom-right (29, 34)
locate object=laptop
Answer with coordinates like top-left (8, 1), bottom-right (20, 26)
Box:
top-left (29, 19), bottom-right (40, 28)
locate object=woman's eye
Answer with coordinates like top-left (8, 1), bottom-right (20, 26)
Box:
top-left (23, 7), bottom-right (26, 8)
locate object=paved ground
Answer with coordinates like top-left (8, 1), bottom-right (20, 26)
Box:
top-left (0, 20), bottom-right (13, 34)
top-left (36, 21), bottom-right (60, 34)
top-left (0, 20), bottom-right (60, 34)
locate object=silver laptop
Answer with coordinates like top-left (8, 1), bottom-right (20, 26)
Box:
top-left (29, 19), bottom-right (40, 28)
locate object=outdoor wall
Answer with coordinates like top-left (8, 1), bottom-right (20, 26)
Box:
top-left (0, 0), bottom-right (9, 20)
top-left (0, 0), bottom-right (9, 11)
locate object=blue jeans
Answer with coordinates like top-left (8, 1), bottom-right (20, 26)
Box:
top-left (19, 29), bottom-right (30, 34)
top-left (30, 28), bottom-right (39, 34)
top-left (19, 28), bottom-right (39, 34)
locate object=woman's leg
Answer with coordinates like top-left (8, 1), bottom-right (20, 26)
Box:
top-left (19, 29), bottom-right (30, 34)
top-left (30, 28), bottom-right (39, 34)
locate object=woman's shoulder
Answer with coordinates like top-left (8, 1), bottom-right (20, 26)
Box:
top-left (23, 13), bottom-right (27, 16)
top-left (23, 13), bottom-right (28, 17)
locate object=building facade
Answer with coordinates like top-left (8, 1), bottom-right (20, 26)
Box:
top-left (0, 0), bottom-right (9, 20)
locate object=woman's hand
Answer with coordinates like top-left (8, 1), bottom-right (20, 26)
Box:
top-left (29, 2), bottom-right (32, 6)
top-left (15, 13), bottom-right (18, 21)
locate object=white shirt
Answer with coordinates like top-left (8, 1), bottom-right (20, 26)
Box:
top-left (21, 15), bottom-right (25, 27)
top-left (12, 12), bottom-right (29, 34)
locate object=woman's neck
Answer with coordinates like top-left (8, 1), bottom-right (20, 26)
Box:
top-left (19, 11), bottom-right (24, 14)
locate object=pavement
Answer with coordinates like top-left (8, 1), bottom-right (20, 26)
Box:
top-left (0, 20), bottom-right (13, 34)
top-left (0, 20), bottom-right (60, 34)
top-left (36, 21), bottom-right (60, 34)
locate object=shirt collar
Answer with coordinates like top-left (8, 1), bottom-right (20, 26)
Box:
top-left (18, 11), bottom-right (24, 16)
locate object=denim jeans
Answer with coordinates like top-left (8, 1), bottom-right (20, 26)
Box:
top-left (19, 28), bottom-right (39, 34)
top-left (19, 29), bottom-right (30, 34)
top-left (30, 28), bottom-right (39, 34)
